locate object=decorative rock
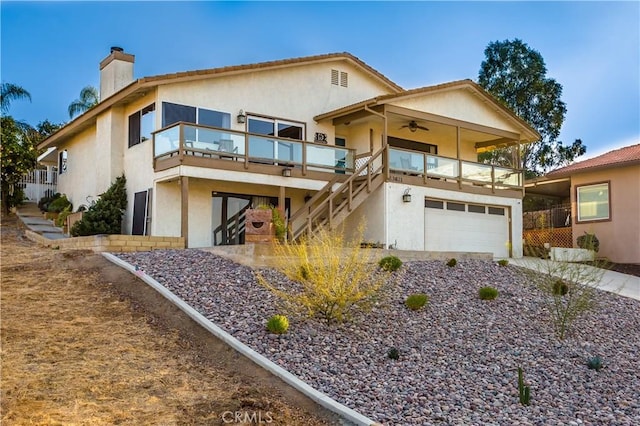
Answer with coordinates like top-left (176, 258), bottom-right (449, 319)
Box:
top-left (117, 250), bottom-right (640, 425)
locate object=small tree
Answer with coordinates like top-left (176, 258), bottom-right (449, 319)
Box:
top-left (523, 257), bottom-right (605, 340)
top-left (71, 175), bottom-right (127, 236)
top-left (257, 223), bottom-right (393, 324)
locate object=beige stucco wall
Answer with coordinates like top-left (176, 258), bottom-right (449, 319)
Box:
top-left (121, 92), bottom-right (158, 234)
top-left (153, 180), bottom-right (181, 238)
top-left (391, 89), bottom-right (521, 135)
top-left (55, 126), bottom-right (98, 210)
top-left (571, 165), bottom-right (640, 263)
top-left (157, 59), bottom-right (393, 149)
top-left (342, 182), bottom-right (523, 257)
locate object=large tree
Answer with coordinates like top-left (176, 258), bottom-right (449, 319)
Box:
top-left (1, 116), bottom-right (38, 213)
top-left (478, 39), bottom-right (585, 176)
top-left (68, 85), bottom-right (99, 119)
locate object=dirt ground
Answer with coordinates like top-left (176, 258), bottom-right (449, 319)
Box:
top-left (1, 213), bottom-right (338, 425)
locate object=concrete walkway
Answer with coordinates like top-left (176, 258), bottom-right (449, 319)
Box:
top-left (509, 257), bottom-right (640, 301)
top-left (16, 202), bottom-right (67, 240)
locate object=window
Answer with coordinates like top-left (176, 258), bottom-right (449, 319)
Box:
top-left (162, 102), bottom-right (231, 129)
top-left (468, 204), bottom-right (486, 214)
top-left (128, 103), bottom-right (155, 148)
top-left (447, 202), bottom-right (465, 211)
top-left (58, 150), bottom-right (67, 174)
top-left (161, 102), bottom-right (231, 144)
top-left (425, 199), bottom-right (444, 209)
top-left (577, 182), bottom-right (610, 222)
top-left (248, 116), bottom-right (304, 140)
top-left (488, 207), bottom-right (505, 216)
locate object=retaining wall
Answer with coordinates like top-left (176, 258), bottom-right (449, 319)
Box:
top-left (25, 231), bottom-right (185, 252)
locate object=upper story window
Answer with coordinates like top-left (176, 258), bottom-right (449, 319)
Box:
top-left (128, 103), bottom-right (155, 148)
top-left (162, 102), bottom-right (231, 129)
top-left (247, 116), bottom-right (304, 140)
top-left (576, 182), bottom-right (610, 222)
top-left (162, 102), bottom-right (231, 143)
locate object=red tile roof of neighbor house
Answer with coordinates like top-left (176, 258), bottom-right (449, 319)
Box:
top-left (546, 143), bottom-right (640, 177)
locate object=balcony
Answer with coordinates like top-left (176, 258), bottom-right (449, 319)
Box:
top-left (153, 122), bottom-right (355, 175)
top-left (388, 147), bottom-right (522, 191)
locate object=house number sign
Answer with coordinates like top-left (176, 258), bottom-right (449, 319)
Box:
top-left (314, 132), bottom-right (328, 144)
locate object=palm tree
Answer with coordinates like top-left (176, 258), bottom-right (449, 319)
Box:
top-left (1, 83), bottom-right (31, 114)
top-left (68, 86), bottom-right (99, 119)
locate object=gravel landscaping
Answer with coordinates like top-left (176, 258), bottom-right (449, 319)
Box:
top-left (117, 249), bottom-right (640, 425)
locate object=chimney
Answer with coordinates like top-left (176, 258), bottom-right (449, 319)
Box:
top-left (99, 46), bottom-right (135, 101)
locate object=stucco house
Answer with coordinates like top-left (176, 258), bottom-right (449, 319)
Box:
top-left (37, 48), bottom-right (539, 258)
top-left (525, 144), bottom-right (640, 263)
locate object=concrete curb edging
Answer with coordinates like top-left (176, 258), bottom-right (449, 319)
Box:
top-left (101, 252), bottom-right (379, 426)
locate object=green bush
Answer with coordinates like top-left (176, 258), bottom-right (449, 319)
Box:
top-left (587, 356), bottom-right (603, 371)
top-left (577, 232), bottom-right (600, 252)
top-left (38, 191), bottom-right (59, 212)
top-left (497, 259), bottom-right (509, 267)
top-left (446, 258), bottom-right (457, 267)
top-left (552, 279), bottom-right (569, 296)
top-left (379, 255), bottom-right (402, 272)
top-left (479, 286), bottom-right (499, 300)
top-left (47, 194), bottom-right (72, 213)
top-left (71, 175), bottom-right (127, 236)
top-left (266, 315), bottom-right (289, 334)
top-left (387, 347), bottom-right (400, 360)
top-left (405, 293), bottom-right (429, 311)
top-left (55, 205), bottom-right (72, 228)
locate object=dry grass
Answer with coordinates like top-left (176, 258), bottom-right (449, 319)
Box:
top-left (1, 214), bottom-right (330, 425)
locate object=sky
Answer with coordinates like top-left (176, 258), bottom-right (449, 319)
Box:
top-left (1, 1), bottom-right (638, 161)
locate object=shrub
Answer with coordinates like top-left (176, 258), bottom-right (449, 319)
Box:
top-left (587, 356), bottom-right (603, 371)
top-left (266, 315), bottom-right (289, 334)
top-left (55, 205), bottom-right (72, 228)
top-left (577, 232), bottom-right (599, 252)
top-left (405, 293), bottom-right (429, 311)
top-left (552, 279), bottom-right (569, 296)
top-left (38, 191), bottom-right (60, 212)
top-left (71, 175), bottom-right (127, 236)
top-left (387, 347), bottom-right (400, 360)
top-left (379, 255), bottom-right (402, 272)
top-left (257, 223), bottom-right (393, 324)
top-left (497, 259), bottom-right (509, 267)
top-left (446, 258), bottom-right (457, 267)
top-left (523, 257), bottom-right (605, 340)
top-left (48, 194), bottom-right (72, 213)
top-left (479, 286), bottom-right (499, 300)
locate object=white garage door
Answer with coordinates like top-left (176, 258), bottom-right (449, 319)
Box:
top-left (424, 199), bottom-right (510, 258)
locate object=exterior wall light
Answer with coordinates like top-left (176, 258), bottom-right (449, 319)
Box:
top-left (237, 109), bottom-right (246, 124)
top-left (402, 188), bottom-right (412, 203)
top-left (282, 168), bottom-right (292, 177)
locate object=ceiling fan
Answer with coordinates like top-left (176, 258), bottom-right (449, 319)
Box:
top-left (400, 120), bottom-right (429, 133)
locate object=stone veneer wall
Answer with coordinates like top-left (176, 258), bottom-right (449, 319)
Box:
top-left (25, 231), bottom-right (185, 252)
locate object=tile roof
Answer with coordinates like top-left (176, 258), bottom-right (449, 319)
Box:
top-left (547, 143), bottom-right (640, 177)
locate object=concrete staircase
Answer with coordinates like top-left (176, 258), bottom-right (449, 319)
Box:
top-left (16, 202), bottom-right (67, 240)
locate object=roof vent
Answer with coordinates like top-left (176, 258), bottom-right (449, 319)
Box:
top-left (110, 46), bottom-right (124, 53)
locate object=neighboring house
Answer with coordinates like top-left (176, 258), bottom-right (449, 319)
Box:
top-left (525, 144), bottom-right (640, 263)
top-left (37, 48), bottom-right (539, 258)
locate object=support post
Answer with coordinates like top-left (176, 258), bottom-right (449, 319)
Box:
top-left (180, 176), bottom-right (189, 247)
